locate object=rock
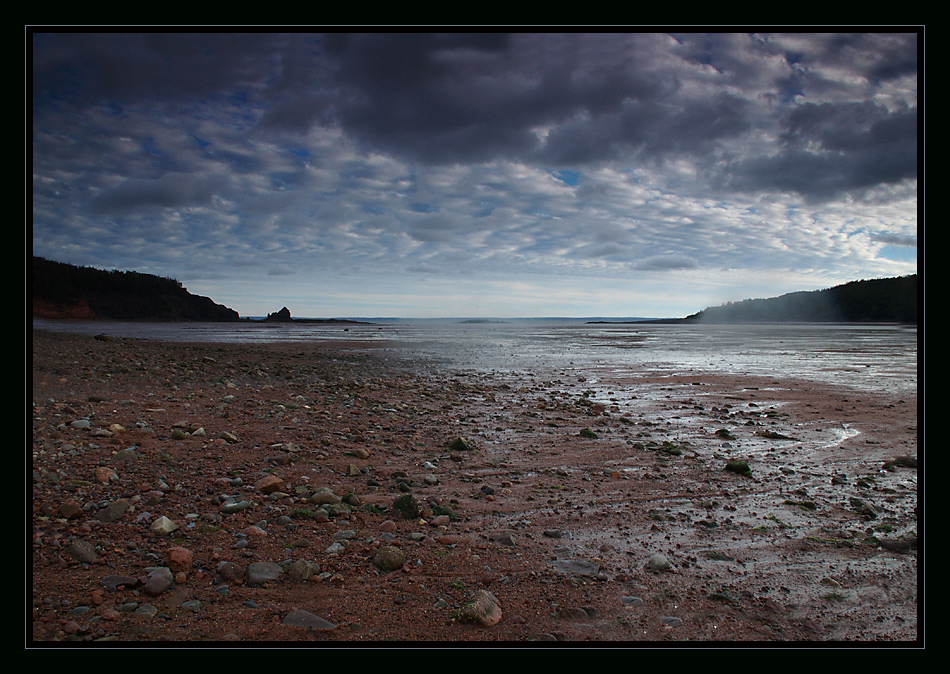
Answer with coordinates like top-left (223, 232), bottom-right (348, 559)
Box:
top-left (165, 546), bottom-right (193, 574)
top-left (724, 459), bottom-right (751, 476)
top-left (246, 561), bottom-right (283, 586)
top-left (221, 500), bottom-right (252, 514)
top-left (255, 475), bottom-right (285, 493)
top-left (95, 467), bottom-right (118, 483)
top-left (456, 590), bottom-right (502, 627)
top-left (883, 456), bottom-right (918, 470)
top-left (141, 568), bottom-right (174, 596)
top-left (150, 516), bottom-right (179, 535)
top-left (646, 553), bottom-right (673, 571)
top-left (216, 561), bottom-right (245, 583)
top-left (100, 575), bottom-right (140, 591)
top-left (286, 559), bottom-right (319, 581)
top-left (372, 546), bottom-right (407, 571)
top-left (96, 498), bottom-right (131, 523)
top-left (551, 558), bottom-right (601, 577)
top-left (879, 536), bottom-right (917, 553)
top-left (282, 608), bottom-right (337, 630)
top-left (265, 307), bottom-right (292, 322)
top-left (67, 539), bottom-right (98, 564)
top-left (135, 604), bottom-right (159, 618)
top-left (447, 436), bottom-right (475, 451)
top-left (308, 487), bottom-right (342, 505)
top-left (394, 493), bottom-right (422, 519)
top-left (559, 606), bottom-right (591, 621)
top-left (579, 428), bottom-right (599, 439)
top-left (59, 500), bottom-right (83, 520)
top-left (850, 497), bottom-right (879, 519)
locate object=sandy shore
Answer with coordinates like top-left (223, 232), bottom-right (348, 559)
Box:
top-left (30, 329), bottom-right (920, 645)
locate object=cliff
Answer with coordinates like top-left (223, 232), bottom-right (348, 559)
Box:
top-left (31, 257), bottom-right (240, 322)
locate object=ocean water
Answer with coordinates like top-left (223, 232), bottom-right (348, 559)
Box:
top-left (33, 318), bottom-right (918, 395)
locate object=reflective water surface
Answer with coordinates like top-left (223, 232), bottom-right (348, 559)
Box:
top-left (33, 318), bottom-right (918, 394)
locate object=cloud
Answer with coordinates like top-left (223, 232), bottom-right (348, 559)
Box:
top-left (30, 30), bottom-right (920, 318)
top-left (89, 172), bottom-right (226, 212)
top-left (633, 255), bottom-right (701, 271)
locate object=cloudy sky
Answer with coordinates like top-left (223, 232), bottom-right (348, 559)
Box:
top-left (30, 30), bottom-right (920, 318)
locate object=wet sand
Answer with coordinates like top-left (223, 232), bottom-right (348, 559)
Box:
top-left (30, 329), bottom-right (920, 645)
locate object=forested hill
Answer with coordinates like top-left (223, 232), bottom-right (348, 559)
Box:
top-left (31, 257), bottom-right (240, 321)
top-left (683, 275), bottom-right (918, 324)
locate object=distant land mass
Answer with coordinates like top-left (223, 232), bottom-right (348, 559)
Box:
top-left (30, 257), bottom-right (369, 324)
top-left (31, 257), bottom-right (240, 322)
top-left (261, 306), bottom-right (371, 326)
top-left (669, 275), bottom-right (918, 324)
top-left (31, 257), bottom-right (917, 325)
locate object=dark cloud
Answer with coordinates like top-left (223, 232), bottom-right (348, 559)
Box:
top-left (723, 100), bottom-right (917, 199)
top-left (30, 30), bottom-right (919, 317)
top-left (32, 33), bottom-right (290, 106)
top-left (89, 172), bottom-right (225, 213)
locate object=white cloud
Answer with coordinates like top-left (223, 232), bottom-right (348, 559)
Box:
top-left (31, 31), bottom-right (919, 318)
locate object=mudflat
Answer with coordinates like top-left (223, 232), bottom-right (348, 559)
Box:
top-left (30, 329), bottom-right (919, 645)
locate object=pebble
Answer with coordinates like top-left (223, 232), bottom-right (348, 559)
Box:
top-left (68, 539), bottom-right (98, 564)
top-left (282, 608), bottom-right (337, 630)
top-left (142, 567), bottom-right (175, 596)
top-left (150, 516), bottom-right (179, 535)
top-left (646, 553), bottom-right (673, 571)
top-left (373, 546), bottom-right (407, 571)
top-left (221, 500), bottom-right (252, 514)
top-left (246, 561), bottom-right (283, 586)
top-left (456, 590), bottom-right (503, 627)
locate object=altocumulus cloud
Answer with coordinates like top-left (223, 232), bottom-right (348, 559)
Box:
top-left (31, 30), bottom-right (919, 318)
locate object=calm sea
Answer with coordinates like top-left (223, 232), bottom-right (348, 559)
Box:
top-left (32, 318), bottom-right (918, 396)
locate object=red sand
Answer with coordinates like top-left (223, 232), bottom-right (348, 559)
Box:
top-left (30, 329), bottom-right (920, 645)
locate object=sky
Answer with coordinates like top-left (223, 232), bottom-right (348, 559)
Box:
top-left (30, 30), bottom-right (920, 319)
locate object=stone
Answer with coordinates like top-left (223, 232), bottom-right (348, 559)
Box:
top-left (68, 539), bottom-right (98, 564)
top-left (372, 546), bottom-right (407, 571)
top-left (646, 553), bottom-right (673, 571)
top-left (282, 608), bottom-right (337, 630)
top-left (394, 493), bottom-right (421, 519)
top-left (59, 500), bottom-right (83, 520)
top-left (724, 459), bottom-right (751, 476)
top-left (551, 558), bottom-right (601, 577)
top-left (100, 575), bottom-right (140, 591)
top-left (221, 500), bottom-right (252, 514)
top-left (255, 475), bottom-right (285, 493)
top-left (150, 516), bottom-right (179, 535)
top-left (308, 487), bottom-right (341, 505)
top-left (447, 436), bottom-right (475, 451)
top-left (165, 546), bottom-right (193, 574)
top-left (456, 590), bottom-right (502, 627)
top-left (96, 498), bottom-right (131, 523)
top-left (141, 568), bottom-right (174, 597)
top-left (246, 561), bottom-right (283, 586)
top-left (95, 467), bottom-right (118, 483)
top-left (217, 561), bottom-right (245, 583)
top-left (286, 559), bottom-right (319, 581)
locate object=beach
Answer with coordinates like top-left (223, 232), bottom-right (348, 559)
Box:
top-left (30, 328), bottom-right (919, 644)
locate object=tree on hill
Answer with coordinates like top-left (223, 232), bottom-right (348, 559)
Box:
top-left (31, 257), bottom-right (240, 321)
top-left (686, 275), bottom-right (917, 324)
